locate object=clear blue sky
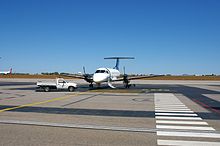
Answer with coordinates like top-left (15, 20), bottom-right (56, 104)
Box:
top-left (0, 0), bottom-right (219, 75)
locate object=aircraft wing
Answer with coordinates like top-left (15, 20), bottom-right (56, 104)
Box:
top-left (62, 73), bottom-right (94, 83)
top-left (61, 74), bottom-right (85, 79)
top-left (113, 75), bottom-right (164, 82)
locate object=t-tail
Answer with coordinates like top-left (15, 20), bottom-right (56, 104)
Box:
top-left (104, 57), bottom-right (135, 70)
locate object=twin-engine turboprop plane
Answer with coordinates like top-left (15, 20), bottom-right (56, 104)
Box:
top-left (65, 57), bottom-right (162, 89)
top-left (92, 57), bottom-right (132, 88)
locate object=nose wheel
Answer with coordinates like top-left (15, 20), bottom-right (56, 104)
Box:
top-left (89, 83), bottom-right (93, 88)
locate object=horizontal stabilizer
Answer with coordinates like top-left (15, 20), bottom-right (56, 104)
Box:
top-left (104, 57), bottom-right (135, 59)
top-left (104, 57), bottom-right (134, 70)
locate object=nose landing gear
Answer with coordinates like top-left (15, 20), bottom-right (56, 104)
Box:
top-left (89, 83), bottom-right (93, 88)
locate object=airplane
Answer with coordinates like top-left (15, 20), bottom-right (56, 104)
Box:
top-left (0, 57), bottom-right (12, 75)
top-left (0, 68), bottom-right (12, 75)
top-left (64, 57), bottom-right (163, 89)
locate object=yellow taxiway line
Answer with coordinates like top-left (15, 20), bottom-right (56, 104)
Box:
top-left (0, 92), bottom-right (86, 113)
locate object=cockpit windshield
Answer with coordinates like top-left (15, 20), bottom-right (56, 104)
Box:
top-left (95, 70), bottom-right (108, 73)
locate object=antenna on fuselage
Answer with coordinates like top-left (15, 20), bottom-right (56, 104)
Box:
top-left (104, 57), bottom-right (135, 70)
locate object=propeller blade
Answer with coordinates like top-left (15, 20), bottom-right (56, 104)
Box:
top-left (83, 66), bottom-right (86, 74)
top-left (123, 66), bottom-right (126, 75)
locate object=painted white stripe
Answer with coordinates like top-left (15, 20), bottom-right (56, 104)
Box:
top-left (155, 108), bottom-right (191, 110)
top-left (155, 105), bottom-right (187, 107)
top-left (156, 107), bottom-right (191, 110)
top-left (156, 99), bottom-right (181, 100)
top-left (155, 110), bottom-right (194, 113)
top-left (155, 98), bottom-right (180, 101)
top-left (155, 101), bottom-right (182, 103)
top-left (156, 120), bottom-right (208, 125)
top-left (0, 120), bottom-right (156, 133)
top-left (155, 101), bottom-right (183, 103)
top-left (155, 110), bottom-right (193, 113)
top-left (155, 113), bottom-right (198, 116)
top-left (156, 104), bottom-right (184, 106)
top-left (155, 102), bottom-right (184, 106)
top-left (156, 101), bottom-right (182, 103)
top-left (156, 106), bottom-right (186, 108)
top-left (157, 131), bottom-right (220, 138)
top-left (156, 116), bottom-right (202, 120)
top-left (156, 125), bottom-right (215, 131)
top-left (155, 104), bottom-right (185, 106)
top-left (155, 106), bottom-right (189, 108)
top-left (157, 139), bottom-right (220, 146)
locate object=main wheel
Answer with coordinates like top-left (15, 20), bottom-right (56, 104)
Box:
top-left (44, 86), bottom-right (50, 92)
top-left (68, 86), bottom-right (75, 92)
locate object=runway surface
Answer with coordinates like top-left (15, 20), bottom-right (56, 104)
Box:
top-left (0, 79), bottom-right (220, 146)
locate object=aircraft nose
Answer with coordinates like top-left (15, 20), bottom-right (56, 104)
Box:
top-left (93, 73), bottom-right (108, 83)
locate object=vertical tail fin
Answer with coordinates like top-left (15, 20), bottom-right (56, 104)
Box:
top-left (114, 58), bottom-right (119, 70)
top-left (10, 68), bottom-right (12, 74)
top-left (104, 57), bottom-right (134, 71)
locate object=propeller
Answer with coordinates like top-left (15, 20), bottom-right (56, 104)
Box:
top-left (82, 66), bottom-right (93, 87)
top-left (83, 66), bottom-right (86, 74)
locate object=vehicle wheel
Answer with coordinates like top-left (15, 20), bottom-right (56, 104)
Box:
top-left (44, 86), bottom-right (50, 92)
top-left (68, 86), bottom-right (75, 92)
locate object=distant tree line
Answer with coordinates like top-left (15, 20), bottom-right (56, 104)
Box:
top-left (41, 72), bottom-right (59, 75)
top-left (41, 72), bottom-right (70, 75)
top-left (9, 72), bottom-right (220, 76)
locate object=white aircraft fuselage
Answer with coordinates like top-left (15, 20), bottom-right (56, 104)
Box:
top-left (93, 68), bottom-right (120, 83)
top-left (0, 68), bottom-right (12, 75)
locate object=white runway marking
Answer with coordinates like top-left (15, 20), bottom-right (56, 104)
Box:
top-left (156, 125), bottom-right (215, 131)
top-left (155, 113), bottom-right (198, 116)
top-left (157, 139), bottom-right (220, 146)
top-left (156, 120), bottom-right (208, 125)
top-left (155, 116), bottom-right (202, 120)
top-left (156, 102), bottom-right (183, 104)
top-left (155, 106), bottom-right (190, 108)
top-left (155, 103), bottom-right (184, 105)
top-left (155, 108), bottom-right (191, 110)
top-left (155, 105), bottom-right (187, 107)
top-left (154, 93), bottom-right (219, 145)
top-left (157, 131), bottom-right (220, 138)
top-left (0, 120), bottom-right (155, 133)
top-left (155, 110), bottom-right (194, 113)
top-left (155, 109), bottom-right (193, 112)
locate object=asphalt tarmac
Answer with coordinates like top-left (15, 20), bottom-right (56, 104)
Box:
top-left (0, 79), bottom-right (220, 146)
